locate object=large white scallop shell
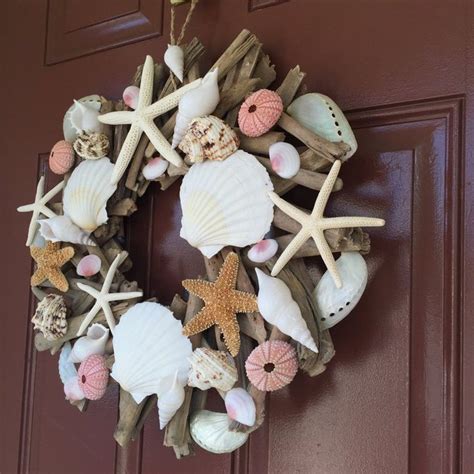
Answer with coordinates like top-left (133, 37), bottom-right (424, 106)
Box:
top-left (180, 150), bottom-right (274, 258)
top-left (63, 95), bottom-right (104, 143)
top-left (190, 410), bottom-right (249, 454)
top-left (157, 372), bottom-right (185, 430)
top-left (164, 44), bottom-right (184, 82)
top-left (38, 215), bottom-right (95, 246)
top-left (63, 157), bottom-right (117, 232)
top-left (287, 93), bottom-right (358, 160)
top-left (111, 302), bottom-right (192, 404)
top-left (171, 68), bottom-right (220, 148)
top-left (312, 252), bottom-right (368, 330)
top-left (256, 268), bottom-right (318, 352)
top-left (69, 323), bottom-right (109, 363)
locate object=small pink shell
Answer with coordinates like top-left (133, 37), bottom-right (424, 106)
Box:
top-left (247, 239), bottom-right (278, 263)
top-left (78, 354), bottom-right (109, 400)
top-left (49, 140), bottom-right (75, 175)
top-left (245, 340), bottom-right (298, 392)
top-left (123, 85), bottom-right (140, 110)
top-left (77, 254), bottom-right (101, 277)
top-left (142, 156), bottom-right (169, 180)
top-left (238, 89), bottom-right (283, 138)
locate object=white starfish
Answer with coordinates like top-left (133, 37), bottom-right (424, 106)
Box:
top-left (98, 55), bottom-right (202, 185)
top-left (77, 251), bottom-right (142, 336)
top-left (17, 176), bottom-right (65, 246)
top-left (269, 160), bottom-right (385, 288)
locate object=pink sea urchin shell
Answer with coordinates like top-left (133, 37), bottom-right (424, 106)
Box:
top-left (245, 340), bottom-right (298, 391)
top-left (77, 254), bottom-right (101, 277)
top-left (49, 140), bottom-right (75, 175)
top-left (238, 89), bottom-right (283, 138)
top-left (78, 354), bottom-right (109, 400)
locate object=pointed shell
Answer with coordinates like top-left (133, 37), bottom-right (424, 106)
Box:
top-left (190, 410), bottom-right (249, 454)
top-left (63, 95), bottom-right (104, 143)
top-left (77, 254), bottom-right (101, 277)
top-left (256, 269), bottom-right (317, 352)
top-left (188, 347), bottom-right (237, 391)
top-left (172, 68), bottom-right (220, 148)
top-left (32, 294), bottom-right (68, 341)
top-left (247, 239), bottom-right (278, 263)
top-left (225, 388), bottom-right (256, 426)
top-left (142, 156), bottom-right (169, 180)
top-left (164, 44), bottom-right (184, 82)
top-left (245, 340), bottom-right (298, 392)
top-left (178, 115), bottom-right (239, 163)
top-left (69, 323), bottom-right (109, 363)
top-left (73, 131), bottom-right (110, 160)
top-left (157, 372), bottom-right (186, 429)
top-left (287, 93), bottom-right (358, 160)
top-left (63, 157), bottom-right (117, 232)
top-left (312, 252), bottom-right (368, 330)
top-left (59, 343), bottom-right (85, 401)
top-left (123, 85), bottom-right (140, 110)
top-left (78, 354), bottom-right (109, 400)
top-left (111, 302), bottom-right (192, 404)
top-left (180, 150), bottom-right (274, 258)
top-left (49, 140), bottom-right (75, 175)
top-left (269, 142), bottom-right (300, 179)
top-left (38, 215), bottom-right (95, 246)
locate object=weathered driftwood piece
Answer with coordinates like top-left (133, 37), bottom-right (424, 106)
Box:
top-left (109, 198), bottom-right (138, 217)
top-left (276, 65), bottom-right (306, 108)
top-left (125, 134), bottom-right (149, 191)
top-left (253, 53), bottom-right (276, 89)
top-left (236, 130), bottom-right (285, 155)
top-left (214, 78), bottom-right (261, 119)
top-left (170, 293), bottom-right (188, 322)
top-left (114, 389), bottom-right (148, 447)
top-left (133, 62), bottom-right (166, 93)
top-left (93, 216), bottom-right (122, 245)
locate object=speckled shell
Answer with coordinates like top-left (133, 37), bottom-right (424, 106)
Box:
top-left (73, 131), bottom-right (110, 160)
top-left (238, 89), bottom-right (283, 137)
top-left (49, 140), bottom-right (75, 175)
top-left (32, 294), bottom-right (68, 341)
top-left (77, 354), bottom-right (109, 400)
top-left (178, 115), bottom-right (239, 163)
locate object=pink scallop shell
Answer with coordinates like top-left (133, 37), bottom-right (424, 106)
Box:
top-left (49, 140), bottom-right (75, 175)
top-left (142, 156), bottom-right (169, 180)
top-left (238, 89), bottom-right (283, 138)
top-left (77, 254), bottom-right (101, 277)
top-left (78, 354), bottom-right (109, 400)
top-left (123, 85), bottom-right (140, 110)
top-left (245, 340), bottom-right (298, 392)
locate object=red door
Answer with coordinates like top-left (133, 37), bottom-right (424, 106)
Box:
top-left (2, 1), bottom-right (473, 473)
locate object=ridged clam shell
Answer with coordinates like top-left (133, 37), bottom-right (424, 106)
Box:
top-left (190, 410), bottom-right (249, 454)
top-left (287, 93), bottom-right (358, 160)
top-left (38, 215), bottom-right (95, 246)
top-left (269, 142), bottom-right (300, 179)
top-left (312, 252), bottom-right (368, 330)
top-left (32, 294), bottom-right (68, 341)
top-left (63, 157), bottom-right (117, 232)
top-left (63, 95), bottom-right (104, 143)
top-left (78, 354), bottom-right (109, 400)
top-left (69, 323), bottom-right (109, 363)
top-left (178, 115), bottom-right (239, 163)
top-left (180, 150), bottom-right (274, 258)
top-left (247, 239), bottom-right (278, 263)
top-left (73, 132), bottom-right (110, 160)
top-left (164, 44), bottom-right (184, 82)
top-left (225, 388), bottom-right (256, 427)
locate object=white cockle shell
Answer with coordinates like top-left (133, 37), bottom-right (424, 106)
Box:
top-left (59, 342), bottom-right (85, 401)
top-left (312, 252), bottom-right (368, 330)
top-left (111, 302), bottom-right (192, 404)
top-left (171, 68), bottom-right (220, 148)
top-left (142, 156), bottom-right (169, 180)
top-left (38, 215), bottom-right (96, 246)
top-left (247, 239), bottom-right (278, 263)
top-left (269, 142), bottom-right (300, 179)
top-left (287, 93), bottom-right (358, 160)
top-left (190, 410), bottom-right (249, 454)
top-left (256, 268), bottom-right (318, 352)
top-left (68, 323), bottom-right (109, 363)
top-left (157, 372), bottom-right (186, 430)
top-left (164, 44), bottom-right (184, 82)
top-left (180, 150), bottom-right (274, 258)
top-left (63, 157), bottom-right (117, 232)
top-left (224, 388), bottom-right (256, 427)
top-left (63, 95), bottom-right (104, 143)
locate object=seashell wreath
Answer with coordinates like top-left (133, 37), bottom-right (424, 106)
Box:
top-left (17, 2), bottom-right (386, 459)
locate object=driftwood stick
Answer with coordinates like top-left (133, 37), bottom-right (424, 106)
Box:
top-left (109, 198), bottom-right (138, 217)
top-left (131, 395), bottom-right (157, 442)
top-left (170, 294), bottom-right (188, 322)
top-left (236, 130), bottom-right (285, 155)
top-left (276, 65), bottom-right (306, 108)
top-left (125, 134), bottom-right (149, 191)
top-left (214, 78), bottom-right (261, 118)
top-left (253, 53), bottom-right (276, 89)
top-left (114, 389), bottom-right (148, 447)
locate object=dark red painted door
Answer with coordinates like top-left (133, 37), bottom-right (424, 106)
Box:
top-left (2, 1), bottom-right (473, 473)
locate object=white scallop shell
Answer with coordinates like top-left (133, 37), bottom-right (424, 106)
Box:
top-left (190, 410), bottom-right (249, 454)
top-left (287, 93), bottom-right (358, 160)
top-left (157, 372), bottom-right (185, 429)
top-left (59, 342), bottom-right (85, 401)
top-left (68, 323), bottom-right (109, 363)
top-left (63, 95), bottom-right (104, 143)
top-left (312, 252), bottom-right (368, 330)
top-left (63, 157), bottom-right (117, 232)
top-left (164, 44), bottom-right (184, 82)
top-left (256, 268), bottom-right (318, 352)
top-left (142, 157), bottom-right (169, 180)
top-left (111, 302), bottom-right (192, 404)
top-left (38, 215), bottom-right (95, 246)
top-left (180, 150), bottom-right (274, 258)
top-left (269, 142), bottom-right (300, 179)
top-left (77, 254), bottom-right (101, 277)
top-left (224, 388), bottom-right (256, 427)
top-left (171, 68), bottom-right (220, 148)
top-left (247, 239), bottom-right (278, 263)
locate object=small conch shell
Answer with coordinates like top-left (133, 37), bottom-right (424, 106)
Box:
top-left (178, 115), bottom-right (239, 163)
top-left (247, 239), bottom-right (278, 263)
top-left (59, 342), bottom-right (85, 401)
top-left (255, 268), bottom-right (318, 352)
top-left (224, 388), bottom-right (256, 427)
top-left (190, 410), bottom-right (249, 454)
top-left (32, 294), bottom-right (68, 341)
top-left (157, 372), bottom-right (185, 429)
top-left (69, 323), bottom-right (109, 363)
top-left (171, 68), bottom-right (220, 149)
top-left (122, 85), bottom-right (140, 110)
top-left (142, 156), bottom-right (169, 180)
top-left (73, 131), bottom-right (110, 160)
top-left (77, 254), bottom-right (101, 277)
top-left (63, 95), bottom-right (104, 142)
top-left (38, 215), bottom-right (96, 246)
top-left (269, 142), bottom-right (300, 179)
top-left (164, 44), bottom-right (184, 82)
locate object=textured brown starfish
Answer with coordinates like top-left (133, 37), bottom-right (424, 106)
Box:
top-left (30, 241), bottom-right (74, 292)
top-left (182, 252), bottom-right (258, 356)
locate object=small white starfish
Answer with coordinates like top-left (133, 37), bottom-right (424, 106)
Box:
top-left (76, 251), bottom-right (142, 336)
top-left (98, 55), bottom-right (202, 185)
top-left (269, 160), bottom-right (385, 288)
top-left (17, 176), bottom-right (65, 246)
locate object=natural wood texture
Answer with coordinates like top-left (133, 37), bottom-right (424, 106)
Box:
top-left (236, 130), bottom-right (285, 155)
top-left (276, 65), bottom-right (306, 108)
top-left (114, 389), bottom-right (148, 447)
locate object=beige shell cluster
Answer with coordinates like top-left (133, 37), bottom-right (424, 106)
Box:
top-left (32, 294), bottom-right (68, 341)
top-left (73, 131), bottom-right (110, 160)
top-left (178, 115), bottom-right (239, 163)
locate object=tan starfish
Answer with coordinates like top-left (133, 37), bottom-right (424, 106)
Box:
top-left (182, 252), bottom-right (258, 356)
top-left (269, 160), bottom-right (385, 288)
top-left (98, 55), bottom-right (201, 185)
top-left (31, 242), bottom-right (74, 292)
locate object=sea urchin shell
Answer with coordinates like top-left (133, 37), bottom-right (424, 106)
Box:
top-left (78, 354), bottom-right (109, 400)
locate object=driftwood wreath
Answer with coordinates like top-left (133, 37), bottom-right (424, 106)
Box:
top-left (18, 2), bottom-right (385, 459)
